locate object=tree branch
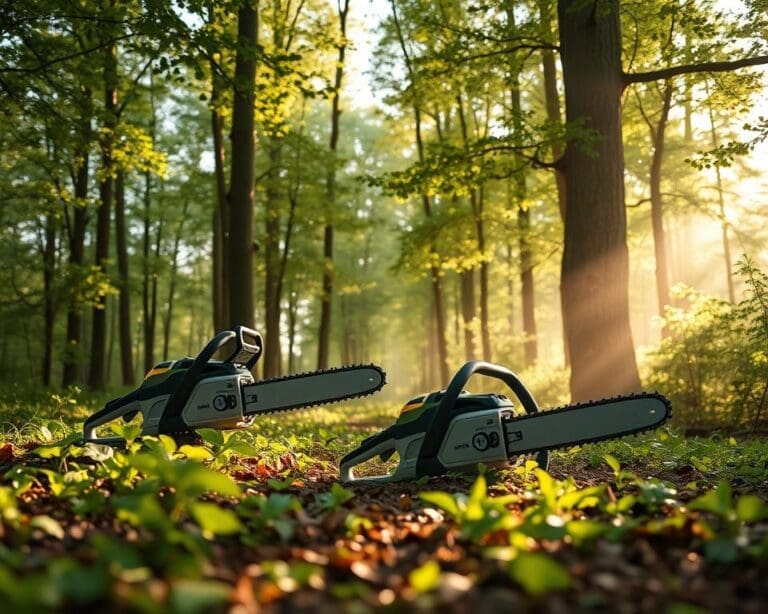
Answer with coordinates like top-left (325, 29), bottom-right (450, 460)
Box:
top-left (624, 54), bottom-right (768, 86)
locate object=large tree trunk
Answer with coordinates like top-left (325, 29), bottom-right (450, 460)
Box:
top-left (227, 2), bottom-right (258, 330)
top-left (114, 168), bottom-right (135, 385)
top-left (558, 0), bottom-right (640, 401)
top-left (88, 33), bottom-right (118, 391)
top-left (317, 0), bottom-right (350, 370)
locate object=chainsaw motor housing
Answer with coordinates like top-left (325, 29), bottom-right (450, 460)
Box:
top-left (83, 326), bottom-right (263, 445)
top-left (339, 361), bottom-right (550, 483)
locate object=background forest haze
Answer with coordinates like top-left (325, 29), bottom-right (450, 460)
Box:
top-left (2, 0), bottom-right (768, 429)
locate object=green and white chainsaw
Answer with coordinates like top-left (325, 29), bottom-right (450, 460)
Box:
top-left (84, 328), bottom-right (670, 482)
top-left (339, 361), bottom-right (671, 483)
top-left (83, 326), bottom-right (386, 446)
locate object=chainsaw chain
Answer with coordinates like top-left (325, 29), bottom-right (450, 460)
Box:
top-left (504, 391), bottom-right (673, 457)
top-left (241, 363), bottom-right (387, 416)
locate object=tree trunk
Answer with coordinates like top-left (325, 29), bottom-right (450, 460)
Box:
top-left (508, 45), bottom-right (538, 365)
top-left (317, 0), bottom-right (350, 370)
top-left (209, 5), bottom-right (229, 332)
top-left (390, 0), bottom-right (449, 383)
top-left (558, 0), bottom-right (640, 401)
top-left (264, 142), bottom-right (283, 377)
top-left (114, 168), bottom-right (135, 385)
top-left (142, 169), bottom-right (159, 373)
top-left (162, 200), bottom-right (190, 360)
top-left (648, 83), bottom-right (673, 325)
top-left (62, 107), bottom-right (90, 387)
top-left (707, 105), bottom-right (735, 303)
top-left (287, 287), bottom-right (298, 373)
top-left (455, 94), bottom-right (491, 362)
top-left (88, 33), bottom-right (118, 391)
top-left (211, 105), bottom-right (229, 332)
top-left (460, 268), bottom-right (477, 362)
top-left (227, 2), bottom-right (258, 330)
top-left (539, 0), bottom-right (569, 367)
top-left (42, 213), bottom-right (57, 386)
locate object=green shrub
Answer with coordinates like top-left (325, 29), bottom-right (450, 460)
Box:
top-left (647, 256), bottom-right (768, 431)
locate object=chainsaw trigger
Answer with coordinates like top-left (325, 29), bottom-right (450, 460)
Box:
top-left (379, 447), bottom-right (396, 462)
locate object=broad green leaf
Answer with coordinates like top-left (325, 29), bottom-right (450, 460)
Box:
top-left (508, 551), bottom-right (571, 595)
top-left (419, 491), bottom-right (461, 518)
top-left (736, 495), bottom-right (768, 522)
top-left (190, 502), bottom-right (243, 536)
top-left (704, 536), bottom-right (739, 563)
top-left (565, 519), bottom-right (608, 546)
top-left (604, 454), bottom-right (621, 475)
top-left (178, 444), bottom-right (214, 461)
top-left (175, 463), bottom-right (241, 498)
top-left (409, 560), bottom-right (440, 593)
top-left (29, 515), bottom-right (65, 539)
top-left (197, 428), bottom-right (225, 448)
top-left (689, 480), bottom-right (733, 517)
top-left (170, 579), bottom-right (231, 614)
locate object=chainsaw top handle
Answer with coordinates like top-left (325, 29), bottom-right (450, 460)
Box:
top-left (415, 360), bottom-right (549, 475)
top-left (157, 326), bottom-right (263, 432)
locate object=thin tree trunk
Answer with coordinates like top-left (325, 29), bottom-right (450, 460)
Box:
top-left (227, 1), bottom-right (258, 330)
top-left (62, 108), bottom-right (90, 387)
top-left (88, 30), bottom-right (118, 391)
top-left (287, 287), bottom-right (298, 373)
top-left (209, 4), bottom-right (229, 332)
top-left (647, 83), bottom-right (673, 325)
top-left (456, 94), bottom-right (490, 362)
top-left (707, 105), bottom-right (736, 303)
top-left (42, 213), bottom-right (57, 386)
top-left (558, 0), bottom-right (640, 401)
top-left (540, 0), bottom-right (569, 367)
top-left (460, 268), bottom-right (477, 362)
top-left (390, 0), bottom-right (449, 382)
top-left (508, 53), bottom-right (538, 365)
top-left (264, 142), bottom-right (283, 377)
top-left (114, 168), bottom-right (135, 384)
top-left (162, 200), bottom-right (190, 360)
top-left (317, 0), bottom-right (350, 370)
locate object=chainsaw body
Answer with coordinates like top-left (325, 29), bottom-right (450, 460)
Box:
top-left (340, 361), bottom-right (671, 483)
top-left (83, 327), bottom-right (262, 445)
top-left (83, 326), bottom-right (386, 446)
top-left (340, 362), bottom-right (550, 482)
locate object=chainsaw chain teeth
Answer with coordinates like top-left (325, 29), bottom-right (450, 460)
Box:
top-left (505, 391), bottom-right (672, 458)
top-left (243, 363), bottom-right (387, 416)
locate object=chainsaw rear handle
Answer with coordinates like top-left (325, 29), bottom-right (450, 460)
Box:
top-left (416, 361), bottom-right (549, 473)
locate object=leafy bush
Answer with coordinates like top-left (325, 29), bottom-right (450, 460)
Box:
top-left (647, 256), bottom-right (768, 431)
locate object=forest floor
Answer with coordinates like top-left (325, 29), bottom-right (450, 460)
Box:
top-left (0, 387), bottom-right (767, 613)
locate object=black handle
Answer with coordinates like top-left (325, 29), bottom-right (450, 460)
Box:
top-left (417, 361), bottom-right (549, 473)
top-left (223, 326), bottom-right (263, 369)
top-left (158, 329), bottom-right (239, 429)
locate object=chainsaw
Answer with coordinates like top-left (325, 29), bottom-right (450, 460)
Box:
top-left (83, 326), bottom-right (386, 446)
top-left (339, 360), bottom-right (671, 483)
